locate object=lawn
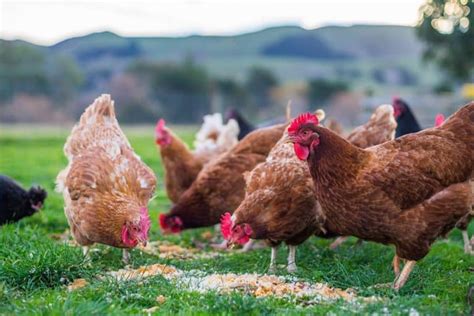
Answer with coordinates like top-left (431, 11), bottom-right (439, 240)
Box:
top-left (0, 125), bottom-right (472, 315)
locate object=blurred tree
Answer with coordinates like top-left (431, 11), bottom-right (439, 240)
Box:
top-left (128, 59), bottom-right (211, 123)
top-left (417, 0), bottom-right (474, 80)
top-left (372, 67), bottom-right (418, 86)
top-left (307, 79), bottom-right (349, 106)
top-left (0, 42), bottom-right (49, 102)
top-left (214, 78), bottom-right (249, 111)
top-left (0, 41), bottom-right (83, 106)
top-left (107, 73), bottom-right (159, 124)
top-left (47, 55), bottom-right (84, 104)
top-left (433, 81), bottom-right (455, 94)
top-left (245, 66), bottom-right (278, 108)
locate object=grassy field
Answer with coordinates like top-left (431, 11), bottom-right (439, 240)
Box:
top-left (0, 125), bottom-right (472, 315)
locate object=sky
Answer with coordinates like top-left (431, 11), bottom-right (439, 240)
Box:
top-left (0, 0), bottom-right (426, 46)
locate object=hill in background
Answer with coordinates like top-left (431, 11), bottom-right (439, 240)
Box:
top-left (45, 24), bottom-right (433, 88)
top-left (2, 24), bottom-right (455, 125)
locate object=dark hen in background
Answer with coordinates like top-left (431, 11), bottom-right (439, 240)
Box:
top-left (0, 175), bottom-right (47, 225)
top-left (225, 108), bottom-right (255, 140)
top-left (392, 97), bottom-right (421, 138)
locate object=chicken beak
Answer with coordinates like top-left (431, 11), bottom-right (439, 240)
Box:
top-left (225, 238), bottom-right (236, 249)
top-left (32, 202), bottom-right (43, 211)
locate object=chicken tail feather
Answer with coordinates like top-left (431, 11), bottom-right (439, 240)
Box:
top-left (80, 94), bottom-right (116, 125)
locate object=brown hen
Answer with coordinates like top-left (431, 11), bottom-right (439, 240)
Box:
top-left (155, 115), bottom-right (238, 203)
top-left (288, 102), bottom-right (474, 290)
top-left (56, 95), bottom-right (157, 263)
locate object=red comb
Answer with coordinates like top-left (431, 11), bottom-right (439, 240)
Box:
top-left (155, 119), bottom-right (165, 134)
top-left (220, 212), bottom-right (233, 240)
top-left (159, 213), bottom-right (167, 229)
top-left (392, 96), bottom-right (400, 104)
top-left (288, 112), bottom-right (319, 134)
top-left (434, 114), bottom-right (445, 127)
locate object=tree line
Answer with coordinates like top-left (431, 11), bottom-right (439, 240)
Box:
top-left (0, 42), bottom-right (350, 123)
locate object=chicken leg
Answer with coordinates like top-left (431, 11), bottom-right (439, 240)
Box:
top-left (122, 249), bottom-right (131, 264)
top-left (392, 255), bottom-right (400, 276)
top-left (287, 245), bottom-right (297, 273)
top-left (82, 246), bottom-right (90, 257)
top-left (462, 230), bottom-right (474, 254)
top-left (329, 236), bottom-right (348, 250)
top-left (393, 260), bottom-right (416, 291)
top-left (82, 246), bottom-right (92, 266)
top-left (268, 247), bottom-right (278, 274)
top-left (392, 255), bottom-right (408, 276)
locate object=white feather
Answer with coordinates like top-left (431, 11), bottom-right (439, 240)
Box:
top-left (194, 113), bottom-right (239, 155)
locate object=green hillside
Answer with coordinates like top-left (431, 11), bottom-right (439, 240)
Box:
top-left (36, 24), bottom-right (436, 88)
top-left (51, 25), bottom-right (423, 60)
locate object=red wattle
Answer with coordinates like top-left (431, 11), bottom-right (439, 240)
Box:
top-left (121, 226), bottom-right (138, 247)
top-left (159, 213), bottom-right (168, 230)
top-left (293, 143), bottom-right (309, 160)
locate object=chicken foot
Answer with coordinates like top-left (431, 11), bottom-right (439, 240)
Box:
top-left (393, 260), bottom-right (416, 291)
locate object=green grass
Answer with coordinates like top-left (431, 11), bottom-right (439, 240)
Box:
top-left (0, 126), bottom-right (472, 315)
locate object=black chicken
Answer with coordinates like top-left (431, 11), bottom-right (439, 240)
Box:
top-left (392, 97), bottom-right (421, 138)
top-left (0, 175), bottom-right (47, 225)
top-left (225, 108), bottom-right (255, 140)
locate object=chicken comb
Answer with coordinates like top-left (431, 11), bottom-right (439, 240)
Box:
top-left (434, 114), bottom-right (445, 127)
top-left (392, 96), bottom-right (400, 103)
top-left (220, 212), bottom-right (233, 240)
top-left (155, 119), bottom-right (166, 135)
top-left (288, 112), bottom-right (319, 135)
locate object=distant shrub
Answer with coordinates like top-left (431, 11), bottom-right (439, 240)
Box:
top-left (307, 79), bottom-right (350, 105)
top-left (262, 34), bottom-right (352, 60)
